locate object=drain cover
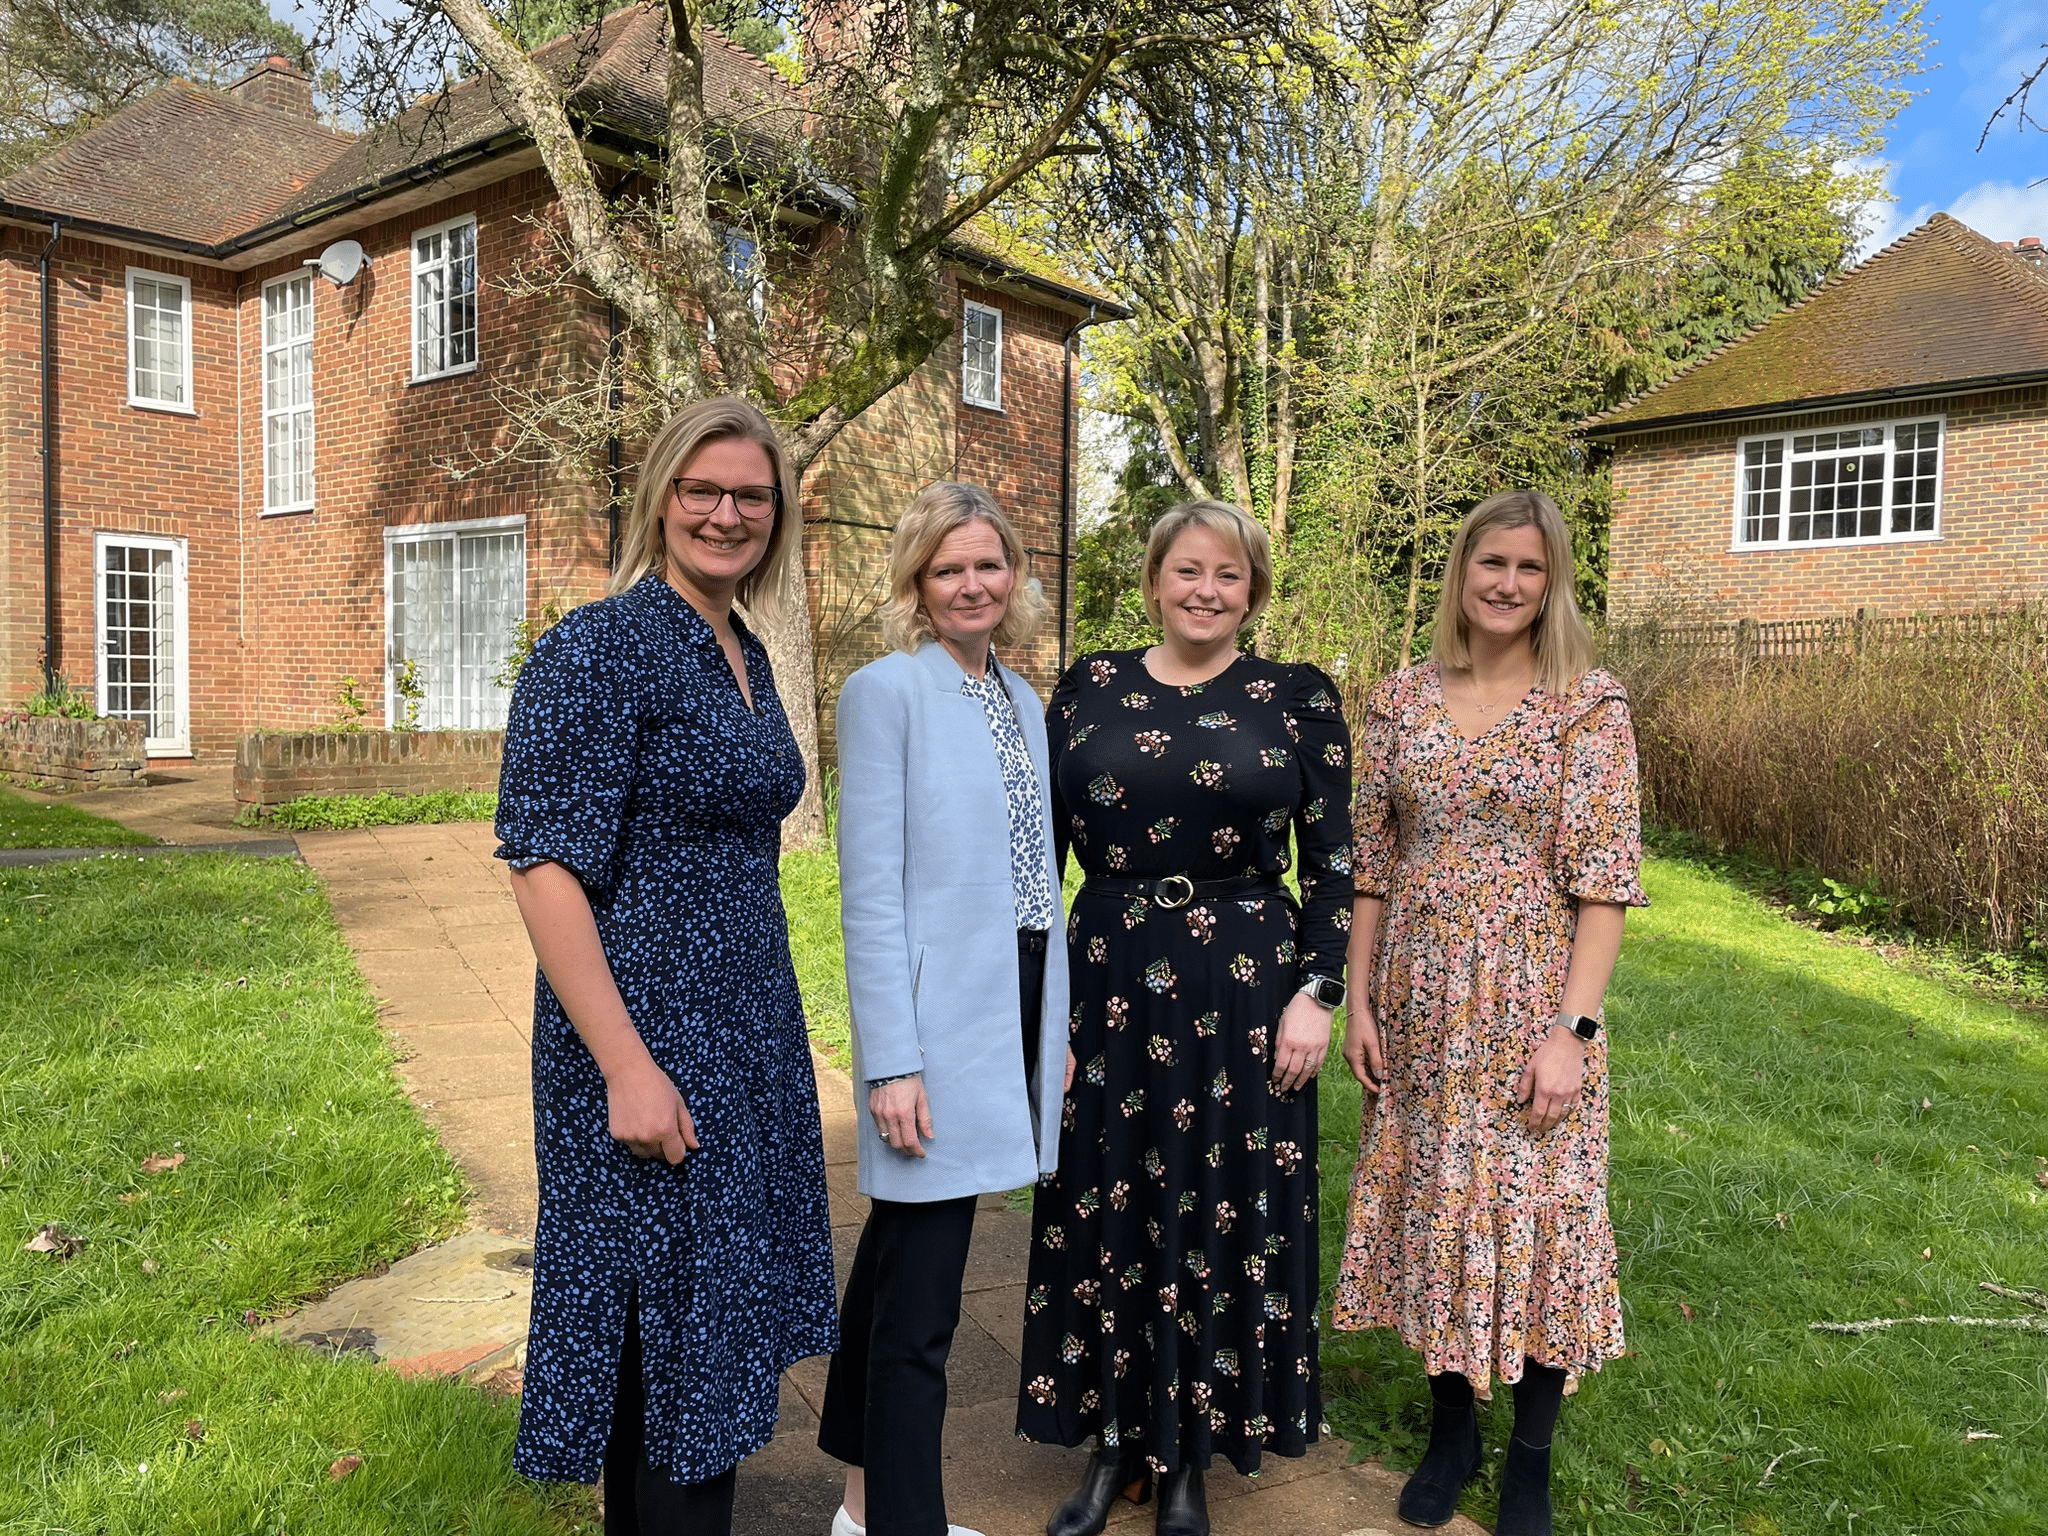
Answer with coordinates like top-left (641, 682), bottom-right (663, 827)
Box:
top-left (483, 1248), bottom-right (535, 1274)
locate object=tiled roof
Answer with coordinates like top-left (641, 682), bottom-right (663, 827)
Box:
top-left (1585, 214), bottom-right (2048, 434)
top-left (0, 5), bottom-right (1116, 310)
top-left (275, 7), bottom-right (806, 226)
top-left (0, 81), bottom-right (353, 247)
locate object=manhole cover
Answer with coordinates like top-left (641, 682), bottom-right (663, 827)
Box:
top-left (483, 1248), bottom-right (534, 1274)
top-left (292, 1326), bottom-right (379, 1357)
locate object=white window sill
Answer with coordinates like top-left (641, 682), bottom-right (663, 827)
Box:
top-left (962, 396), bottom-right (1005, 413)
top-left (262, 503), bottom-right (315, 518)
top-left (1730, 531), bottom-right (1942, 553)
top-left (410, 361), bottom-right (479, 385)
top-left (129, 398), bottom-right (197, 416)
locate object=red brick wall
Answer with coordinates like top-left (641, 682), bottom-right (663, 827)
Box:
top-left (1608, 386), bottom-right (2048, 622)
top-left (0, 226), bottom-right (243, 755)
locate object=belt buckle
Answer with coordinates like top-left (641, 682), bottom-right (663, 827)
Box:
top-left (1153, 874), bottom-right (1195, 909)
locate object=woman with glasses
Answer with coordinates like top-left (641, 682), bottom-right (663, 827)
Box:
top-left (818, 482), bottom-right (1069, 1536)
top-left (496, 396), bottom-right (837, 1535)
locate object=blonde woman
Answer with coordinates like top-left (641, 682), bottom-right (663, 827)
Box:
top-left (1334, 490), bottom-right (1646, 1536)
top-left (496, 397), bottom-right (837, 1534)
top-left (1017, 501), bottom-right (1352, 1536)
top-left (819, 483), bottom-right (1070, 1536)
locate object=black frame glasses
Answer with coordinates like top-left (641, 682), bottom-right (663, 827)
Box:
top-left (669, 477), bottom-right (781, 520)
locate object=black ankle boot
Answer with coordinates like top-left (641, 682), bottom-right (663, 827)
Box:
top-left (1494, 1436), bottom-right (1553, 1536)
top-left (1154, 1461), bottom-right (1208, 1536)
top-left (1047, 1447), bottom-right (1151, 1536)
top-left (1396, 1401), bottom-right (1481, 1527)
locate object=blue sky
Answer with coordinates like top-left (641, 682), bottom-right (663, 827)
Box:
top-left (1859, 3), bottom-right (2048, 252)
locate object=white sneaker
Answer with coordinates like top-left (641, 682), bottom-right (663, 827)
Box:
top-left (830, 1509), bottom-right (864, 1536)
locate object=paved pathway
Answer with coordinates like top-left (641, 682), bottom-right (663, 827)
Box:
top-left (16, 768), bottom-right (1480, 1535)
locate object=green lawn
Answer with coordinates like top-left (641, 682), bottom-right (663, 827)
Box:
top-left (0, 785), bottom-right (153, 849)
top-left (0, 854), bottom-right (590, 1533)
top-left (1317, 857), bottom-right (2048, 1536)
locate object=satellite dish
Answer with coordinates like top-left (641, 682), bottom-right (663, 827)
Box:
top-left (309, 239), bottom-right (368, 286)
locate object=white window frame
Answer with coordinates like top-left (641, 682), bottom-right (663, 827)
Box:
top-left (961, 299), bottom-right (1003, 410)
top-left (94, 531), bottom-right (191, 755)
top-left (126, 268), bottom-right (194, 412)
top-left (382, 514), bottom-right (526, 730)
top-left (262, 272), bottom-right (316, 513)
top-left (719, 225), bottom-right (768, 323)
top-left (1731, 413), bottom-right (1946, 551)
top-left (410, 214), bottom-right (479, 382)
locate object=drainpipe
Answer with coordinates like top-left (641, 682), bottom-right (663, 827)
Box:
top-left (1056, 305), bottom-right (1097, 671)
top-left (605, 300), bottom-right (624, 569)
top-left (38, 220), bottom-right (61, 691)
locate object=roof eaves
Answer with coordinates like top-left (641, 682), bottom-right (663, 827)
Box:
top-left (1579, 367), bottom-right (2048, 439)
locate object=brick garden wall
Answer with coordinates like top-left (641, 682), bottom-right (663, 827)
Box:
top-left (0, 713), bottom-right (147, 788)
top-left (1608, 384), bottom-right (2048, 621)
top-left (234, 728), bottom-right (504, 806)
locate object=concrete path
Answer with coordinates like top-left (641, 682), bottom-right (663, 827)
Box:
top-left (19, 768), bottom-right (1480, 1535)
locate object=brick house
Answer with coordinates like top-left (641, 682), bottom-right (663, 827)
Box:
top-left (0, 9), bottom-right (1118, 760)
top-left (1585, 214), bottom-right (2048, 623)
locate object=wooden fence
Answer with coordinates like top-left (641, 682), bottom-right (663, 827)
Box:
top-left (1610, 606), bottom-right (2048, 667)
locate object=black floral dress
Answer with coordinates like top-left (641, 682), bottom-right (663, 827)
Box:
top-left (495, 575), bottom-right (838, 1484)
top-left (1015, 649), bottom-right (1353, 1476)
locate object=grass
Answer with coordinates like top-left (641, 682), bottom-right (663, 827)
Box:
top-left (237, 789), bottom-right (499, 832)
top-left (1317, 857), bottom-right (2048, 1536)
top-left (0, 854), bottom-right (590, 1533)
top-left (0, 786), bottom-right (153, 849)
top-left (783, 846), bottom-right (850, 1069)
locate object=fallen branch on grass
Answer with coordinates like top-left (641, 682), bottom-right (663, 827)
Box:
top-left (1978, 1282), bottom-right (2048, 1312)
top-left (1809, 1315), bottom-right (2048, 1335)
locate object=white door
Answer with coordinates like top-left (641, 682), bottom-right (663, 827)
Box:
top-left (96, 533), bottom-right (190, 755)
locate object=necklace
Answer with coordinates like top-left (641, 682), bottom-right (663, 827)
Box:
top-left (1458, 669), bottom-right (1531, 715)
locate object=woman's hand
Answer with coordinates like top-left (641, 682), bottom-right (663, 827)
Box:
top-left (605, 1058), bottom-right (700, 1163)
top-left (869, 1075), bottom-right (933, 1158)
top-left (1271, 992), bottom-right (1334, 1094)
top-left (1516, 1027), bottom-right (1587, 1137)
top-left (1341, 1002), bottom-right (1386, 1094)
top-left (1065, 1048), bottom-right (1077, 1093)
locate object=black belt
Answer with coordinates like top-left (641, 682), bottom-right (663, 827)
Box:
top-left (1080, 874), bottom-right (1287, 910)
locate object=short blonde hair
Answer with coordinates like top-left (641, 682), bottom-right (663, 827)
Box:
top-left (1142, 500), bottom-right (1273, 631)
top-left (878, 481), bottom-right (1049, 655)
top-left (1431, 489), bottom-right (1597, 694)
top-left (607, 396), bottom-right (799, 619)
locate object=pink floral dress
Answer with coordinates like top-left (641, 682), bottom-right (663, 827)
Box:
top-left (1331, 662), bottom-right (1646, 1387)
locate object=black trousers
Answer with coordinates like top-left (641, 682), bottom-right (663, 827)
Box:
top-left (605, 1290), bottom-right (738, 1536)
top-left (814, 931), bottom-right (1046, 1536)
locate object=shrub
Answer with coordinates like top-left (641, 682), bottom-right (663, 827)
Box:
top-left (1608, 608), bottom-right (2048, 953)
top-left (245, 789), bottom-right (498, 831)
top-left (22, 677), bottom-right (97, 719)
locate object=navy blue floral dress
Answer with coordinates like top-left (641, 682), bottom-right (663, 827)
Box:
top-left (495, 574), bottom-right (838, 1485)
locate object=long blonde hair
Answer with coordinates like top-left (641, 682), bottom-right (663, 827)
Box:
top-left (878, 481), bottom-right (1048, 654)
top-left (1140, 500), bottom-right (1274, 631)
top-left (1431, 490), bottom-right (1596, 694)
top-left (607, 396), bottom-right (798, 619)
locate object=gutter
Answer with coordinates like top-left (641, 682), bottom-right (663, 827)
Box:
top-left (1581, 369), bottom-right (2048, 439)
top-left (38, 220), bottom-right (61, 691)
top-left (1057, 304), bottom-right (1101, 671)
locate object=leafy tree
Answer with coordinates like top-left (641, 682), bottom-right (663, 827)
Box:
top-left (0, 0), bottom-right (308, 172)
top-left (316, 0), bottom-right (1334, 842)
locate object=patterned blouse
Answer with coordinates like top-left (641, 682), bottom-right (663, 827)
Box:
top-left (960, 660), bottom-right (1056, 932)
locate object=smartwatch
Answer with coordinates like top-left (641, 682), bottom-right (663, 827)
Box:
top-left (1556, 1011), bottom-right (1601, 1041)
top-left (1298, 974), bottom-right (1345, 1009)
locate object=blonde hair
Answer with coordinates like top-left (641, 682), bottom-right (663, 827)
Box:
top-left (607, 396), bottom-right (798, 619)
top-left (1431, 489), bottom-right (1597, 694)
top-left (1141, 500), bottom-right (1273, 631)
top-left (878, 481), bottom-right (1049, 654)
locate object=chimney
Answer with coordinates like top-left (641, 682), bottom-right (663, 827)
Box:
top-left (229, 54), bottom-right (315, 119)
top-left (2010, 236), bottom-right (2048, 270)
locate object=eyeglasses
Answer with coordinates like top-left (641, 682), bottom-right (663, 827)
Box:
top-left (670, 477), bottom-right (780, 519)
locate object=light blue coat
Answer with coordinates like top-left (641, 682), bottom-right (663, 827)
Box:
top-left (835, 640), bottom-right (1069, 1203)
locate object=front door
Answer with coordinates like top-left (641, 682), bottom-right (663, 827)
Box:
top-left (95, 533), bottom-right (189, 755)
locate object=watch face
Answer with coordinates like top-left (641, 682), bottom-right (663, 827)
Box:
top-left (1306, 976), bottom-right (1344, 1008)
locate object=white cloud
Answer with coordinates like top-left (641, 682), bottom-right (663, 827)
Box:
top-left (1846, 158), bottom-right (1931, 263)
top-left (1941, 180), bottom-right (2048, 243)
